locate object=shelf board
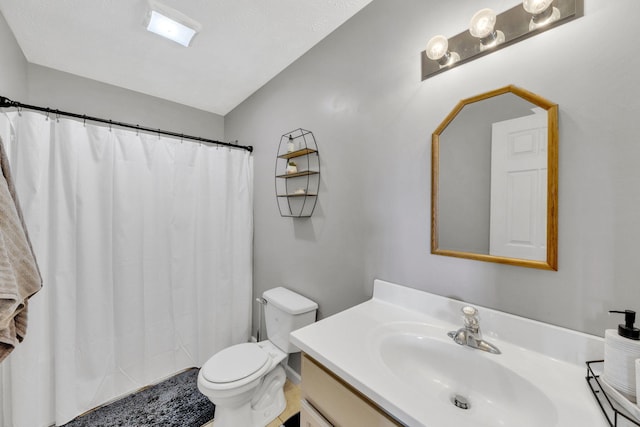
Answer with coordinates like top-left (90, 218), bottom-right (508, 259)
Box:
top-left (278, 148), bottom-right (318, 160)
top-left (276, 193), bottom-right (318, 198)
top-left (276, 170), bottom-right (319, 179)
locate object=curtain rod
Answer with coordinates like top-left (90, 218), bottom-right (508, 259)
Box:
top-left (0, 96), bottom-right (253, 153)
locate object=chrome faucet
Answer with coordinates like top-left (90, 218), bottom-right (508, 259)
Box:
top-left (447, 306), bottom-right (501, 354)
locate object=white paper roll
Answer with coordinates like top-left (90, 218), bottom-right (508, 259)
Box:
top-left (604, 330), bottom-right (640, 402)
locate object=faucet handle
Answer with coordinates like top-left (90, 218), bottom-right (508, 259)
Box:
top-left (462, 306), bottom-right (478, 317)
top-left (461, 306), bottom-right (479, 328)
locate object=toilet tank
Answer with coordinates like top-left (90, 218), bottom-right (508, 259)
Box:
top-left (263, 287), bottom-right (318, 353)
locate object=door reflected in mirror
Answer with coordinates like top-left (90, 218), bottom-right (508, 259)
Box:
top-left (431, 85), bottom-right (558, 270)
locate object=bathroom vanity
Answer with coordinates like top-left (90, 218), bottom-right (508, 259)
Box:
top-left (290, 280), bottom-right (608, 427)
top-left (300, 354), bottom-right (400, 426)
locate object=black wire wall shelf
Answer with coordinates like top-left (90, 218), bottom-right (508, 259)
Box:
top-left (586, 360), bottom-right (640, 427)
top-left (274, 129), bottom-right (320, 218)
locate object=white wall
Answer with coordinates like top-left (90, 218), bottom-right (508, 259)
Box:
top-left (226, 0), bottom-right (640, 337)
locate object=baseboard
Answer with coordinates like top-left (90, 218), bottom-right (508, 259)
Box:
top-left (284, 363), bottom-right (301, 385)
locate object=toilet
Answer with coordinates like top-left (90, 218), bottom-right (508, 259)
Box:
top-left (197, 287), bottom-right (318, 427)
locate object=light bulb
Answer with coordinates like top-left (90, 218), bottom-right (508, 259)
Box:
top-left (425, 35), bottom-right (460, 67)
top-left (522, 0), bottom-right (553, 14)
top-left (469, 8), bottom-right (504, 50)
top-left (469, 8), bottom-right (497, 38)
top-left (523, 0), bottom-right (560, 29)
top-left (426, 35), bottom-right (448, 60)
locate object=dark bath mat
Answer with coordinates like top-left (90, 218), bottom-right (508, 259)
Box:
top-left (282, 412), bottom-right (300, 427)
top-left (62, 368), bottom-right (214, 427)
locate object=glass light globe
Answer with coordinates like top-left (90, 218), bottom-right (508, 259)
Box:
top-left (426, 35), bottom-right (448, 60)
top-left (524, 0), bottom-right (561, 29)
top-left (523, 0), bottom-right (553, 14)
top-left (425, 35), bottom-right (460, 67)
top-left (469, 8), bottom-right (497, 38)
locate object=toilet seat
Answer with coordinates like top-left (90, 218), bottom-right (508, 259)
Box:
top-left (201, 343), bottom-right (272, 390)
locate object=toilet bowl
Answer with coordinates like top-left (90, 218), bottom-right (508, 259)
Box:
top-left (198, 341), bottom-right (287, 426)
top-left (197, 287), bottom-right (318, 427)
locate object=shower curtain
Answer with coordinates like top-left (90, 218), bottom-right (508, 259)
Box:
top-left (0, 111), bottom-right (253, 427)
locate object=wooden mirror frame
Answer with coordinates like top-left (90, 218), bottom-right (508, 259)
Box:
top-left (431, 85), bottom-right (558, 270)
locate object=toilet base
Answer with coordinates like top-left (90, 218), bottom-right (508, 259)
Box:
top-left (212, 365), bottom-right (287, 427)
top-left (252, 387), bottom-right (286, 426)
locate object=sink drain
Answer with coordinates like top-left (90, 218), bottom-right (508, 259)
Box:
top-left (451, 394), bottom-right (470, 410)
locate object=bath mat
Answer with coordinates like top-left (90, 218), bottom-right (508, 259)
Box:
top-left (62, 368), bottom-right (214, 427)
top-left (282, 412), bottom-right (300, 427)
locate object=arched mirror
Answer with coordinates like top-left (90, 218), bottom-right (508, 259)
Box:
top-left (431, 85), bottom-right (558, 270)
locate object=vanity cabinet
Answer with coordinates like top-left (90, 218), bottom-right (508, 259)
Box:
top-left (301, 354), bottom-right (402, 427)
top-left (275, 128), bottom-right (320, 218)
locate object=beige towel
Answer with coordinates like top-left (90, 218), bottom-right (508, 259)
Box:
top-left (0, 136), bottom-right (42, 363)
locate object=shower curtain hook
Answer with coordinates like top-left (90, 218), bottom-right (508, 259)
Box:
top-left (55, 110), bottom-right (60, 123)
top-left (108, 120), bottom-right (112, 132)
top-left (82, 115), bottom-right (87, 127)
top-left (17, 105), bottom-right (22, 117)
top-left (135, 125), bottom-right (139, 136)
top-left (157, 129), bottom-right (161, 140)
top-left (45, 109), bottom-right (50, 121)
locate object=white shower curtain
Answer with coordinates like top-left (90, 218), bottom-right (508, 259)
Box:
top-left (0, 111), bottom-right (253, 427)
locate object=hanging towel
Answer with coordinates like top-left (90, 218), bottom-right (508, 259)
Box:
top-left (0, 135), bottom-right (42, 363)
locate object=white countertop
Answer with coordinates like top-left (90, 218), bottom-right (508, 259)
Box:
top-left (290, 279), bottom-right (611, 427)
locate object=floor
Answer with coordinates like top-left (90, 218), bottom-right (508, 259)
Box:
top-left (201, 379), bottom-right (301, 427)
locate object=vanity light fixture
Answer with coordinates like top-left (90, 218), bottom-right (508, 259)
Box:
top-left (145, 0), bottom-right (202, 47)
top-left (523, 0), bottom-right (561, 30)
top-left (425, 35), bottom-right (460, 68)
top-left (421, 0), bottom-right (583, 81)
top-left (469, 9), bottom-right (505, 51)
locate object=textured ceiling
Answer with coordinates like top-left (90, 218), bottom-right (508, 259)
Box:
top-left (0, 0), bottom-right (372, 115)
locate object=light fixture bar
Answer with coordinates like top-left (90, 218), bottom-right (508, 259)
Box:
top-left (421, 0), bottom-right (583, 81)
top-left (145, 0), bottom-right (202, 47)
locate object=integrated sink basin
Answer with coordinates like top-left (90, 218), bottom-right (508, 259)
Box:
top-left (290, 279), bottom-right (607, 427)
top-left (371, 322), bottom-right (558, 427)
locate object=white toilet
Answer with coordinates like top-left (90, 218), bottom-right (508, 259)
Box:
top-left (197, 287), bottom-right (318, 427)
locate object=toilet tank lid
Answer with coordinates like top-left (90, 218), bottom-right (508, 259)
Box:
top-left (263, 287), bottom-right (318, 315)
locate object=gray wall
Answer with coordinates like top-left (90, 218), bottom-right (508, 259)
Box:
top-left (0, 12), bottom-right (27, 101)
top-left (26, 64), bottom-right (224, 140)
top-left (227, 0), bottom-right (640, 338)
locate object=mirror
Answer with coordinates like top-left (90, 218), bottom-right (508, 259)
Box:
top-left (431, 85), bottom-right (558, 270)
